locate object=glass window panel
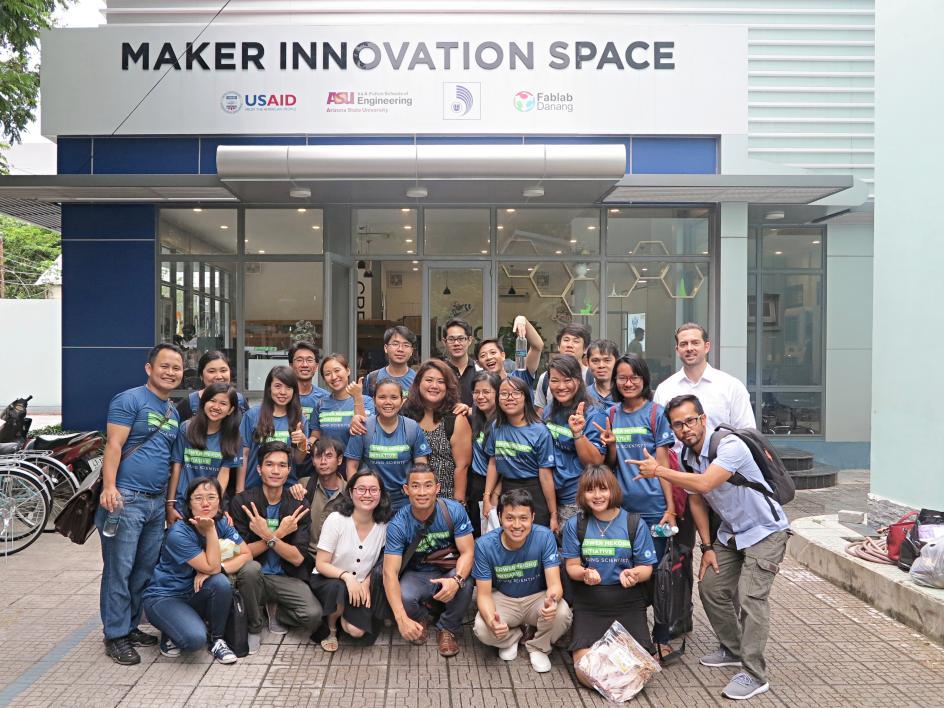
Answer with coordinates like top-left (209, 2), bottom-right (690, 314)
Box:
top-left (174, 261), bottom-right (185, 287)
top-left (498, 261), bottom-right (599, 371)
top-left (605, 262), bottom-right (709, 390)
top-left (761, 391), bottom-right (821, 435)
top-left (747, 273), bottom-right (757, 386)
top-left (160, 262), bottom-right (171, 284)
top-left (497, 208), bottom-right (599, 256)
top-left (159, 209), bottom-right (236, 255)
top-left (424, 208), bottom-right (490, 256)
top-left (762, 227), bottom-right (823, 269)
top-left (353, 209), bottom-right (417, 256)
top-left (355, 261), bottom-right (422, 375)
top-left (606, 207), bottom-right (711, 257)
top-left (245, 208), bottom-right (323, 254)
top-left (244, 262), bottom-right (324, 390)
top-left (429, 268), bottom-right (484, 354)
top-left (748, 227), bottom-right (758, 269)
top-left (757, 274), bottom-right (823, 386)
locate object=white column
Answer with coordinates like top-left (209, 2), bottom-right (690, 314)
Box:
top-left (718, 202), bottom-right (748, 382)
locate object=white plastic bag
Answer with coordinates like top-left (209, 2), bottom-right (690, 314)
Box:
top-left (479, 502), bottom-right (501, 534)
top-left (910, 540), bottom-right (944, 588)
top-left (576, 621), bottom-right (661, 703)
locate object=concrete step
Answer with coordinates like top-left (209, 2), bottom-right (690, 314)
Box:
top-left (778, 446), bottom-right (815, 472)
top-left (790, 463), bottom-right (839, 490)
top-left (788, 514), bottom-right (944, 644)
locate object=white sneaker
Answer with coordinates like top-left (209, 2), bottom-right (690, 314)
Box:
top-left (247, 632), bottom-right (261, 655)
top-left (498, 644), bottom-right (518, 661)
top-left (209, 638), bottom-right (238, 665)
top-left (529, 650), bottom-right (552, 673)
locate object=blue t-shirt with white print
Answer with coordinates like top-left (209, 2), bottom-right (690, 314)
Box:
top-left (543, 405), bottom-right (607, 505)
top-left (312, 394), bottom-right (375, 450)
top-left (484, 421), bottom-right (555, 481)
top-left (239, 405), bottom-right (310, 490)
top-left (385, 498), bottom-right (473, 573)
top-left (171, 420), bottom-right (241, 511)
top-left (144, 518), bottom-right (242, 599)
top-left (609, 401), bottom-right (675, 522)
top-left (472, 524), bottom-right (559, 598)
top-left (107, 385), bottom-right (179, 494)
top-left (560, 509), bottom-right (657, 585)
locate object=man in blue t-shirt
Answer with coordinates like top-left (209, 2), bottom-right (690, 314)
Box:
top-left (362, 325), bottom-right (417, 399)
top-left (472, 489), bottom-right (572, 674)
top-left (290, 340), bottom-right (328, 480)
top-left (383, 464), bottom-right (475, 658)
top-left (631, 394), bottom-right (790, 702)
top-left (97, 343), bottom-right (184, 665)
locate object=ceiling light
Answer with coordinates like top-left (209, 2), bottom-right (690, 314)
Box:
top-left (219, 225), bottom-right (229, 230)
top-left (641, 267), bottom-right (648, 272)
top-left (363, 266), bottom-right (373, 278)
top-left (765, 210), bottom-right (785, 220)
top-left (570, 239), bottom-right (578, 243)
top-left (812, 240), bottom-right (821, 244)
top-left (412, 267), bottom-right (419, 271)
top-left (774, 250), bottom-right (784, 255)
top-left (312, 225), bottom-right (320, 230)
top-left (401, 208), bottom-right (411, 212)
top-left (442, 285), bottom-right (452, 295)
top-left (587, 225), bottom-right (597, 230)
top-left (554, 250), bottom-right (563, 254)
top-left (406, 250), bottom-right (414, 254)
top-left (406, 186), bottom-right (428, 199)
top-left (702, 251), bottom-right (709, 255)
top-left (522, 186), bottom-right (544, 198)
top-left (527, 267), bottom-right (533, 271)
top-left (505, 208), bottom-right (516, 213)
top-left (403, 225), bottom-right (412, 230)
top-left (258, 249), bottom-right (266, 254)
top-left (290, 188), bottom-right (311, 199)
top-left (412, 260), bottom-right (419, 264)
top-left (297, 208), bottom-right (307, 213)
top-left (497, 225), bottom-right (505, 230)
top-left (507, 285), bottom-right (517, 295)
top-left (481, 250), bottom-right (488, 254)
top-left (405, 238), bottom-right (413, 243)
top-left (609, 208), bottom-right (621, 213)
top-left (192, 208), bottom-right (203, 213)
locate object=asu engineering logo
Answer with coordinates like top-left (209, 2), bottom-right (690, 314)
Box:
top-left (327, 91), bottom-right (356, 105)
top-left (443, 82), bottom-right (481, 120)
top-left (513, 90), bottom-right (535, 112)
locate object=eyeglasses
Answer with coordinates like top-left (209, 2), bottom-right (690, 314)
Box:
top-left (616, 376), bottom-right (643, 385)
top-left (353, 487), bottom-right (381, 496)
top-left (444, 336), bottom-right (469, 344)
top-left (498, 391), bottom-right (524, 400)
top-left (670, 415), bottom-right (703, 431)
top-left (191, 495), bottom-right (219, 503)
top-left (387, 341), bottom-right (414, 350)
top-left (293, 357), bottom-right (316, 365)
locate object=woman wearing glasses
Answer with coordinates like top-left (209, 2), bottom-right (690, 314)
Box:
top-left (310, 469), bottom-right (392, 652)
top-left (596, 353), bottom-right (680, 662)
top-left (482, 376), bottom-right (558, 531)
top-left (466, 371), bottom-right (501, 536)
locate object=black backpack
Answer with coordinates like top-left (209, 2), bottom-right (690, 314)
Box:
top-left (686, 424), bottom-right (795, 522)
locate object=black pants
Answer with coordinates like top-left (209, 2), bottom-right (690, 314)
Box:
top-left (465, 473), bottom-right (487, 538)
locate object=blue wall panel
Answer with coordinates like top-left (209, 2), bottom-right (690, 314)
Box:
top-left (93, 137), bottom-right (199, 174)
top-left (631, 137), bottom-right (717, 174)
top-left (57, 138), bottom-right (92, 175)
top-left (61, 204), bottom-right (155, 239)
top-left (63, 347), bottom-right (153, 431)
top-left (201, 136), bottom-right (307, 174)
top-left (62, 240), bottom-right (155, 347)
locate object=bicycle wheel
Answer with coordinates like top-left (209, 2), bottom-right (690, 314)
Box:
top-left (0, 467), bottom-right (50, 555)
top-left (16, 455), bottom-right (80, 522)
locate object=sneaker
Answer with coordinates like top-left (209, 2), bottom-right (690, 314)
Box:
top-left (529, 650), bottom-right (552, 673)
top-left (104, 636), bottom-right (141, 666)
top-left (498, 644), bottom-right (518, 661)
top-left (437, 628), bottom-right (459, 657)
top-left (721, 671), bottom-right (770, 700)
top-left (159, 635), bottom-right (180, 658)
top-left (266, 602), bottom-right (287, 635)
top-left (248, 632), bottom-right (261, 655)
top-left (126, 628), bottom-right (158, 647)
top-left (700, 646), bottom-right (743, 668)
top-left (209, 638), bottom-right (238, 665)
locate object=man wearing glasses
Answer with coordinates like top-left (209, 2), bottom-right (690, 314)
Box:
top-left (440, 318), bottom-right (479, 405)
top-left (363, 325), bottom-right (418, 399)
top-left (628, 394), bottom-right (789, 701)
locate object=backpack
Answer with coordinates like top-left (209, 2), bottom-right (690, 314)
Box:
top-left (652, 537), bottom-right (694, 645)
top-left (686, 424), bottom-right (795, 522)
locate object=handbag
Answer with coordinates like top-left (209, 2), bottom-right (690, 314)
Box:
top-left (54, 404), bottom-right (174, 544)
top-left (898, 508), bottom-right (944, 572)
top-left (884, 510), bottom-right (917, 562)
top-left (651, 536), bottom-right (694, 643)
top-left (224, 588), bottom-right (250, 657)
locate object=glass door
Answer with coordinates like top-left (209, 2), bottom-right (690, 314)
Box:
top-left (423, 263), bottom-right (491, 361)
top-left (325, 253), bottom-right (355, 364)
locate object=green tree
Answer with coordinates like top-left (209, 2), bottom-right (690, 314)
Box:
top-left (0, 213), bottom-right (60, 298)
top-left (0, 1), bottom-right (71, 148)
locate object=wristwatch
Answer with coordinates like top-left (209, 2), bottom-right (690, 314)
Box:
top-left (266, 536), bottom-right (278, 549)
top-left (700, 543), bottom-right (713, 553)
top-left (453, 574), bottom-right (466, 588)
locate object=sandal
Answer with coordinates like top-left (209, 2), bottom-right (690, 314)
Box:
top-left (657, 637), bottom-right (687, 666)
top-left (320, 633), bottom-right (339, 653)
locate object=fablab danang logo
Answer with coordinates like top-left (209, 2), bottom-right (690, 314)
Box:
top-left (513, 90), bottom-right (536, 112)
top-left (514, 90), bottom-right (574, 114)
top-left (443, 83), bottom-right (481, 120)
top-left (221, 91), bottom-right (298, 113)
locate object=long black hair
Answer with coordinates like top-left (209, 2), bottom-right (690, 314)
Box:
top-left (495, 376), bottom-right (541, 427)
top-left (187, 383), bottom-right (242, 459)
top-left (611, 354), bottom-right (654, 404)
top-left (183, 476), bottom-right (225, 522)
top-left (544, 354), bottom-right (597, 420)
top-left (254, 366), bottom-right (303, 443)
top-left (335, 468), bottom-right (392, 523)
top-left (470, 371), bottom-right (501, 440)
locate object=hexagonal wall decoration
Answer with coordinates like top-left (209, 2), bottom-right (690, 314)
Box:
top-left (660, 263), bottom-right (705, 299)
top-left (530, 262), bottom-right (571, 298)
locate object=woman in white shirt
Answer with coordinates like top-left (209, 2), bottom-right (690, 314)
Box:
top-left (310, 468), bottom-right (392, 651)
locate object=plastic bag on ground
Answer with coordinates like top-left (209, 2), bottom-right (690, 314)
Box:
top-left (575, 620), bottom-right (661, 702)
top-left (910, 541), bottom-right (944, 588)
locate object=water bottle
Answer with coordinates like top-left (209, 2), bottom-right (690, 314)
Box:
top-left (515, 335), bottom-right (528, 370)
top-left (650, 522), bottom-right (678, 538)
top-left (103, 496), bottom-right (124, 538)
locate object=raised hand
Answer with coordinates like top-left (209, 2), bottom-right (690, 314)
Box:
top-left (291, 422), bottom-right (307, 449)
top-left (593, 417), bottom-right (615, 446)
top-left (568, 402), bottom-right (586, 437)
top-left (243, 502), bottom-right (272, 539)
top-left (491, 612), bottom-right (509, 640)
top-left (276, 505), bottom-right (309, 536)
top-left (189, 515), bottom-right (215, 535)
top-left (626, 449), bottom-right (660, 478)
top-left (346, 377), bottom-right (364, 399)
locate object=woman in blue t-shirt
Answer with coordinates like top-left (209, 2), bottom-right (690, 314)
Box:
top-left (597, 353), bottom-right (679, 660)
top-left (466, 371), bottom-right (501, 537)
top-left (142, 477), bottom-right (252, 663)
top-left (343, 379), bottom-right (431, 511)
top-left (561, 465), bottom-right (657, 687)
top-left (237, 366), bottom-right (310, 492)
top-left (176, 350), bottom-right (249, 422)
top-left (312, 353), bottom-right (372, 451)
top-left (542, 354), bottom-right (606, 527)
top-left (166, 383), bottom-right (243, 525)
top-left (483, 376), bottom-right (558, 531)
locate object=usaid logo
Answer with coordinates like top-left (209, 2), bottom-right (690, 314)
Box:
top-left (443, 82), bottom-right (480, 120)
top-left (221, 91), bottom-right (242, 113)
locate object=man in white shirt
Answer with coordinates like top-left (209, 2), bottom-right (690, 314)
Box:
top-left (653, 323), bottom-right (755, 432)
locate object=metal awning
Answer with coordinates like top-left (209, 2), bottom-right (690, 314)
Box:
top-left (605, 174), bottom-right (856, 204)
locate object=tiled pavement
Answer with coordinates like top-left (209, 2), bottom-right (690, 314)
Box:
top-left (2, 470), bottom-right (942, 707)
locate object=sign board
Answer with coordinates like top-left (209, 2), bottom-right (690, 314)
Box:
top-left (41, 24), bottom-right (747, 137)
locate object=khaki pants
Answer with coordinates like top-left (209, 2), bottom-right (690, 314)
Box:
top-left (698, 530), bottom-right (788, 683)
top-left (473, 590), bottom-right (572, 654)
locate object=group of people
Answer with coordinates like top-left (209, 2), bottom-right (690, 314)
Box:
top-left (96, 317), bottom-right (788, 701)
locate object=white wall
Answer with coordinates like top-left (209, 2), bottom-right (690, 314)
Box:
top-left (0, 300), bottom-right (61, 409)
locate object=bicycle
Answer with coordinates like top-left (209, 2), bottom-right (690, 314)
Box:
top-left (0, 462), bottom-right (51, 556)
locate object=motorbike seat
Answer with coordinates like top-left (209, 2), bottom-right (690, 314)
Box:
top-left (32, 433), bottom-right (84, 450)
top-left (0, 442), bottom-right (21, 455)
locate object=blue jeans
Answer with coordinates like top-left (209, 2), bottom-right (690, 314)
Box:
top-left (142, 574), bottom-right (233, 651)
top-left (398, 567), bottom-right (474, 635)
top-left (95, 488), bottom-right (165, 640)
